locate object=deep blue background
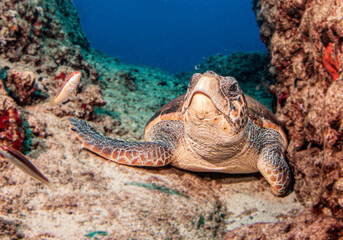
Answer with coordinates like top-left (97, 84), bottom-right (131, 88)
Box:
top-left (73, 0), bottom-right (265, 73)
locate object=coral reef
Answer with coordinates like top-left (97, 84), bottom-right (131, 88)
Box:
top-left (2, 0), bottom-right (342, 238)
top-left (0, 0), bottom-right (102, 112)
top-left (0, 0), bottom-right (89, 62)
top-left (0, 81), bottom-right (24, 151)
top-left (5, 69), bottom-right (36, 104)
top-left (0, 217), bottom-right (24, 239)
top-left (244, 0), bottom-right (343, 237)
top-left (224, 212), bottom-right (343, 240)
top-left (196, 52), bottom-right (271, 84)
top-left (49, 84), bottom-right (106, 120)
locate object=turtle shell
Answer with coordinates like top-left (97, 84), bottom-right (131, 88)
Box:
top-left (144, 94), bottom-right (184, 138)
top-left (244, 95), bottom-right (287, 145)
top-left (144, 94), bottom-right (287, 145)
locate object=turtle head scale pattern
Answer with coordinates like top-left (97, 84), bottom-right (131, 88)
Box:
top-left (182, 71), bottom-right (248, 143)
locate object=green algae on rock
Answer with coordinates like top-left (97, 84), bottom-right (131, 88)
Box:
top-left (125, 181), bottom-right (190, 198)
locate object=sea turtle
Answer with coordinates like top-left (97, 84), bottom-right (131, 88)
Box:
top-left (70, 71), bottom-right (291, 196)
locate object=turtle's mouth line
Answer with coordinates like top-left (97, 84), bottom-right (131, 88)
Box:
top-left (186, 91), bottom-right (225, 120)
top-left (186, 108), bottom-right (223, 121)
top-left (189, 91), bottom-right (222, 109)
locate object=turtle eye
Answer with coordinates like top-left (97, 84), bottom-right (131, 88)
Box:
top-left (229, 83), bottom-right (238, 92)
top-left (220, 77), bottom-right (240, 97)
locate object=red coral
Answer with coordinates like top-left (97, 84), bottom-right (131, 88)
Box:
top-left (0, 111), bottom-right (10, 130)
top-left (54, 72), bottom-right (66, 81)
top-left (12, 138), bottom-right (23, 151)
top-left (80, 103), bottom-right (88, 110)
top-left (323, 42), bottom-right (340, 81)
top-left (33, 21), bottom-right (41, 36)
top-left (0, 108), bottom-right (24, 150)
top-left (278, 91), bottom-right (289, 104)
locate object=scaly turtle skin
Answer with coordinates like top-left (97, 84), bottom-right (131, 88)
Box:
top-left (70, 71), bottom-right (291, 196)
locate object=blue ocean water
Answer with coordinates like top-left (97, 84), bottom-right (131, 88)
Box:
top-left (73, 0), bottom-right (265, 74)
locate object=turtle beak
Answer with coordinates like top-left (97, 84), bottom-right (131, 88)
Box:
top-left (183, 75), bottom-right (230, 116)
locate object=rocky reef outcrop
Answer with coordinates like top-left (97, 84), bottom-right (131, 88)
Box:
top-left (224, 0), bottom-right (343, 238)
top-left (0, 0), bottom-right (106, 153)
top-left (0, 0), bottom-right (89, 65)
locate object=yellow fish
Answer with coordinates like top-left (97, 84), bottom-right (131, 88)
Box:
top-left (0, 145), bottom-right (55, 189)
top-left (51, 71), bottom-right (81, 104)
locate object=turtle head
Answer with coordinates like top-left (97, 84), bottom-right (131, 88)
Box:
top-left (182, 71), bottom-right (248, 160)
top-left (183, 71), bottom-right (248, 134)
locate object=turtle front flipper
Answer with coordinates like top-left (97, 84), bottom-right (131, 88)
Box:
top-left (257, 144), bottom-right (291, 196)
top-left (70, 118), bottom-right (174, 166)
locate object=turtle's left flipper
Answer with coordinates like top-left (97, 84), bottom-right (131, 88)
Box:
top-left (0, 145), bottom-right (54, 189)
top-left (70, 118), bottom-right (174, 167)
top-left (257, 144), bottom-right (291, 196)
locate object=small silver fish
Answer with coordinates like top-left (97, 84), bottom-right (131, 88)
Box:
top-left (51, 71), bottom-right (81, 104)
top-left (0, 145), bottom-right (54, 189)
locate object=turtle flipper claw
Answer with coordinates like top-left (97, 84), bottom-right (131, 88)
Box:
top-left (257, 145), bottom-right (291, 196)
top-left (70, 118), bottom-right (174, 167)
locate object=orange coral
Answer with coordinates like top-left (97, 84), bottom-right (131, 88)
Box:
top-left (323, 42), bottom-right (340, 81)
